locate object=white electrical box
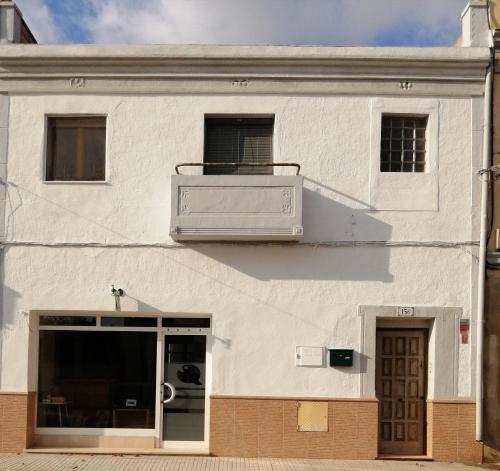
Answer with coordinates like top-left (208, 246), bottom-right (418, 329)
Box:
top-left (295, 346), bottom-right (324, 367)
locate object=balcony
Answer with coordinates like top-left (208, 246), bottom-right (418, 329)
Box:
top-left (170, 163), bottom-right (303, 242)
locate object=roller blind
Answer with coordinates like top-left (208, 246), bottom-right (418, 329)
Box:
top-left (204, 118), bottom-right (274, 175)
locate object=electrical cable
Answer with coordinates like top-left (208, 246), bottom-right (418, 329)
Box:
top-left (0, 239), bottom-right (479, 249)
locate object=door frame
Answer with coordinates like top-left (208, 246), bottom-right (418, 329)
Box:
top-left (156, 327), bottom-right (212, 451)
top-left (375, 327), bottom-right (429, 457)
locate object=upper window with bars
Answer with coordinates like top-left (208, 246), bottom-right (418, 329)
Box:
top-left (380, 115), bottom-right (427, 173)
top-left (203, 117), bottom-right (274, 175)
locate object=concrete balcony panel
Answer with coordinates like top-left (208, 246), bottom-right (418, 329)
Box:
top-left (170, 175), bottom-right (303, 241)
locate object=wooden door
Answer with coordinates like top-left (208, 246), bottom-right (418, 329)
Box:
top-left (376, 329), bottom-right (427, 456)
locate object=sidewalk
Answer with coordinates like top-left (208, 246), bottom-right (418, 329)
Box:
top-left (0, 454), bottom-right (488, 471)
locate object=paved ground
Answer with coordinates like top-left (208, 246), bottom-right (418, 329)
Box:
top-left (0, 455), bottom-right (488, 471)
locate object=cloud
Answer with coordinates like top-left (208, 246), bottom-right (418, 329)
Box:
top-left (15, 0), bottom-right (470, 46)
top-left (82, 0), bottom-right (468, 46)
top-left (15, 0), bottom-right (59, 43)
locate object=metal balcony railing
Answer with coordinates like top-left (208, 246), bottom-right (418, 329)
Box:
top-left (174, 162), bottom-right (301, 175)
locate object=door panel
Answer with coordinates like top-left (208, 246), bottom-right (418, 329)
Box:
top-left (162, 335), bottom-right (207, 443)
top-left (376, 329), bottom-right (427, 456)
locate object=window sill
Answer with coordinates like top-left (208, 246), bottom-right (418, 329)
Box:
top-left (43, 180), bottom-right (110, 186)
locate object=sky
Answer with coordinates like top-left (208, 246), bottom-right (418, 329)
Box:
top-left (16, 0), bottom-right (469, 46)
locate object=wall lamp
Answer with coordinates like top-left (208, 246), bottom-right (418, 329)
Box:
top-left (111, 285), bottom-right (124, 311)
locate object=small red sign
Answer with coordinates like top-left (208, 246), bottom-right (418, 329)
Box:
top-left (460, 320), bottom-right (470, 344)
top-left (460, 320), bottom-right (470, 334)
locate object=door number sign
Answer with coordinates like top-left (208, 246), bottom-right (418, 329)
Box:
top-left (398, 306), bottom-right (415, 317)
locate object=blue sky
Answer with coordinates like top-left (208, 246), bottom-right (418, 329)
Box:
top-left (17, 0), bottom-right (468, 46)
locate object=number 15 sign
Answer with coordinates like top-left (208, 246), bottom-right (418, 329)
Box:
top-left (398, 306), bottom-right (415, 317)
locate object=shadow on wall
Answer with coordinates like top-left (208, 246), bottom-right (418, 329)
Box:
top-left (303, 183), bottom-right (389, 242)
top-left (124, 295), bottom-right (163, 313)
top-left (0, 280), bottom-right (22, 390)
top-left (1, 281), bottom-right (22, 329)
top-left (5, 181), bottom-right (24, 241)
top-left (358, 351), bottom-right (369, 375)
top-left (193, 187), bottom-right (393, 282)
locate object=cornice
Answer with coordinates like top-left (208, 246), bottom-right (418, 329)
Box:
top-left (0, 44), bottom-right (491, 60)
top-left (0, 45), bottom-right (489, 96)
top-left (0, 45), bottom-right (490, 77)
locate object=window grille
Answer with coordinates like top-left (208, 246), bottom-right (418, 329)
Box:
top-left (204, 117), bottom-right (274, 175)
top-left (380, 115), bottom-right (427, 173)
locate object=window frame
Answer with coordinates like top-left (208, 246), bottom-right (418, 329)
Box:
top-left (380, 114), bottom-right (428, 173)
top-left (369, 98), bottom-right (439, 211)
top-left (33, 311), bottom-right (212, 438)
top-left (43, 114), bottom-right (109, 184)
top-left (202, 115), bottom-right (275, 175)
top-left (36, 329), bottom-right (159, 429)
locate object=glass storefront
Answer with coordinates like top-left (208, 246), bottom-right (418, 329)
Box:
top-left (37, 330), bottom-right (157, 428)
top-left (36, 313), bottom-right (211, 450)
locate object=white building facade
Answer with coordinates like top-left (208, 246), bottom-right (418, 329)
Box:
top-left (0, 2), bottom-right (492, 462)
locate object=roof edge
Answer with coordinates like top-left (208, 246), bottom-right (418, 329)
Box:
top-left (0, 44), bottom-right (491, 62)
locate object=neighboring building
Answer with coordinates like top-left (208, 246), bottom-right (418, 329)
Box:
top-left (0, 0), bottom-right (492, 463)
top-left (484, 0), bottom-right (500, 463)
top-left (0, 0), bottom-right (35, 44)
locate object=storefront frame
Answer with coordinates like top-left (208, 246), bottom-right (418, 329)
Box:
top-left (31, 310), bottom-right (212, 452)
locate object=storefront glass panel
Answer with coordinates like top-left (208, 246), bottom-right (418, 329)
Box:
top-left (40, 316), bottom-right (96, 326)
top-left (37, 330), bottom-right (157, 428)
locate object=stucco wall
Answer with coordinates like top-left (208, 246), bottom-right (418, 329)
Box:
top-left (0, 92), bottom-right (482, 400)
top-left (1, 244), bottom-right (474, 396)
top-left (4, 95), bottom-right (480, 244)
